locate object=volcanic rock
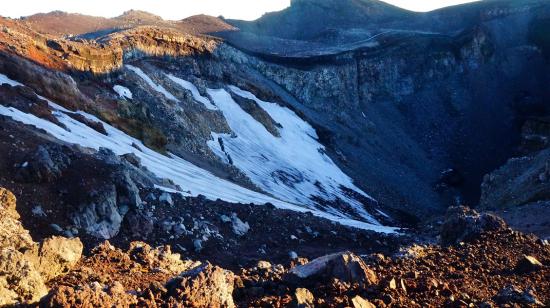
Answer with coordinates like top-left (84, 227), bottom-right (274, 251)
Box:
top-left (163, 263), bottom-right (235, 308)
top-left (515, 255), bottom-right (544, 274)
top-left (0, 188), bottom-right (82, 305)
top-left (288, 251), bottom-right (378, 285)
top-left (352, 295), bottom-right (376, 308)
top-left (16, 145), bottom-right (70, 183)
top-left (293, 288), bottom-right (315, 308)
top-left (440, 206), bottom-right (507, 245)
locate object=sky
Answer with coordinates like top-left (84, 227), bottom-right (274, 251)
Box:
top-left (1, 0), bottom-right (480, 21)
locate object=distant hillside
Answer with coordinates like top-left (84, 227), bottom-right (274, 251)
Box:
top-left (227, 0), bottom-right (413, 41)
top-left (21, 10), bottom-right (235, 37)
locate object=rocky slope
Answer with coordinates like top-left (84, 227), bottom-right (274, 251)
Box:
top-left (22, 10), bottom-right (235, 37)
top-left (218, 0), bottom-right (550, 219)
top-left (1, 186), bottom-right (548, 306)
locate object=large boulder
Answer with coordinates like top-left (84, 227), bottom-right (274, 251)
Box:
top-left (68, 151), bottom-right (143, 240)
top-left (0, 247), bottom-right (49, 306)
top-left (37, 236), bottom-right (84, 281)
top-left (70, 184), bottom-right (123, 239)
top-left (515, 255), bottom-right (544, 274)
top-left (0, 188), bottom-right (83, 306)
top-left (163, 263), bottom-right (235, 308)
top-left (287, 251), bottom-right (378, 285)
top-left (440, 206), bottom-right (507, 245)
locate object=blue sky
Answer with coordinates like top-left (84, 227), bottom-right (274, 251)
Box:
top-left (1, 0), bottom-right (480, 20)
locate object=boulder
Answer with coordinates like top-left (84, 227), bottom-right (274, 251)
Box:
top-left (288, 251), bottom-right (378, 285)
top-left (37, 236), bottom-right (84, 281)
top-left (159, 192), bottom-right (174, 206)
top-left (292, 288), bottom-right (315, 308)
top-left (121, 152), bottom-right (142, 167)
top-left (440, 206), bottom-right (507, 245)
top-left (352, 295), bottom-right (376, 308)
top-left (0, 188), bottom-right (82, 305)
top-left (69, 168), bottom-right (142, 240)
top-left (70, 184), bottom-right (122, 239)
top-left (164, 263), bottom-right (235, 308)
top-left (16, 145), bottom-right (71, 183)
top-left (515, 255), bottom-right (543, 274)
top-left (494, 285), bottom-right (543, 306)
top-left (230, 213), bottom-right (250, 236)
top-left (127, 242), bottom-right (199, 275)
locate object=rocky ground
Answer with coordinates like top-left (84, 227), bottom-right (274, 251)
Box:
top-left (1, 185), bottom-right (548, 307)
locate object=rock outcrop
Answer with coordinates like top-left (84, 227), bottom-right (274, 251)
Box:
top-left (16, 145), bottom-right (71, 183)
top-left (162, 263), bottom-right (235, 308)
top-left (480, 148), bottom-right (550, 210)
top-left (0, 188), bottom-right (82, 306)
top-left (288, 251), bottom-right (378, 285)
top-left (440, 206), bottom-right (507, 245)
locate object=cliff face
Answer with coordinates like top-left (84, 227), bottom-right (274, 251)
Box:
top-left (0, 17), bottom-right (220, 74)
top-left (212, 10), bottom-right (550, 215)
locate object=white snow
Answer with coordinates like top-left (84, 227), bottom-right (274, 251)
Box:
top-left (0, 73), bottom-right (23, 87)
top-left (126, 65), bottom-right (178, 102)
top-left (0, 72), bottom-right (398, 234)
top-left (207, 85), bottom-right (380, 224)
top-left (166, 74), bottom-right (218, 110)
top-left (113, 85), bottom-right (133, 100)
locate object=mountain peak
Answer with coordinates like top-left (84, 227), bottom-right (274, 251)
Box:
top-left (116, 10), bottom-right (164, 22)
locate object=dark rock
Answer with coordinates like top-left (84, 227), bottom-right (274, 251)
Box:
top-left (121, 152), bottom-right (142, 167)
top-left (65, 112), bottom-right (107, 135)
top-left (515, 255), bottom-right (543, 274)
top-left (16, 145), bottom-right (70, 183)
top-left (440, 206), bottom-right (507, 245)
top-left (122, 209), bottom-right (154, 238)
top-left (287, 251), bottom-right (378, 285)
top-left (494, 285), bottom-right (543, 306)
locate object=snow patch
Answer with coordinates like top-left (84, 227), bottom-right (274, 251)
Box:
top-left (113, 85), bottom-right (133, 100)
top-left (0, 73), bottom-right (23, 87)
top-left (0, 77), bottom-right (398, 234)
top-left (126, 65), bottom-right (178, 102)
top-left (166, 74), bottom-right (218, 110)
top-left (207, 85), bottom-right (379, 224)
